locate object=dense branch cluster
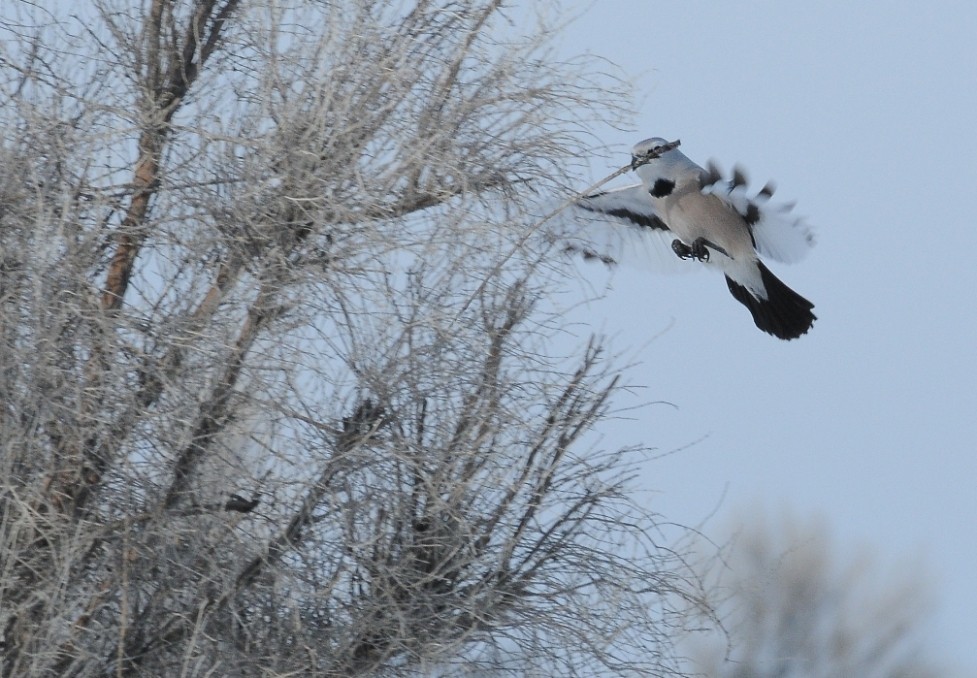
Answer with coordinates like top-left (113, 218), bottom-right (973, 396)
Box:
top-left (0, 1), bottom-right (696, 675)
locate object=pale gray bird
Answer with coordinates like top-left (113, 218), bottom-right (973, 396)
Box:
top-left (573, 138), bottom-right (816, 340)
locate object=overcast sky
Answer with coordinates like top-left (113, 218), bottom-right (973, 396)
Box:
top-left (553, 1), bottom-right (977, 674)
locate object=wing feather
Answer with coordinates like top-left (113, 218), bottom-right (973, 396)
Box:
top-left (700, 167), bottom-right (815, 264)
top-left (562, 185), bottom-right (694, 274)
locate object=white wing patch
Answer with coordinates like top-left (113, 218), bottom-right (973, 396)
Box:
top-left (751, 203), bottom-right (816, 264)
top-left (700, 162), bottom-right (816, 264)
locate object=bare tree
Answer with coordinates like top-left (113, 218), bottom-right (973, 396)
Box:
top-left (684, 511), bottom-right (943, 678)
top-left (0, 1), bottom-right (700, 675)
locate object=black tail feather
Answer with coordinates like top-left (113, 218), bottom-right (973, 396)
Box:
top-left (725, 262), bottom-right (816, 340)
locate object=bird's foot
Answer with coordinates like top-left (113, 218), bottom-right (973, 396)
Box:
top-left (671, 237), bottom-right (729, 262)
top-left (671, 239), bottom-right (697, 260)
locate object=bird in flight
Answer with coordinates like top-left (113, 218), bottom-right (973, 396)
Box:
top-left (570, 138), bottom-right (816, 340)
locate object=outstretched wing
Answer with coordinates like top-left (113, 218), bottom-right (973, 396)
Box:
top-left (700, 162), bottom-right (816, 264)
top-left (562, 184), bottom-right (692, 273)
top-left (575, 184), bottom-right (669, 233)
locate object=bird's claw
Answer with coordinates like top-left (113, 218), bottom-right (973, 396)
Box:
top-left (672, 239), bottom-right (696, 260)
top-left (672, 238), bottom-right (710, 262)
top-left (671, 237), bottom-right (729, 263)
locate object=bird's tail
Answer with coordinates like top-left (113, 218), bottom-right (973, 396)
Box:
top-left (725, 262), bottom-right (816, 340)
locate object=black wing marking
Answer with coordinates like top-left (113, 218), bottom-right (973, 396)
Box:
top-left (576, 194), bottom-right (670, 232)
top-left (700, 161), bottom-right (723, 189)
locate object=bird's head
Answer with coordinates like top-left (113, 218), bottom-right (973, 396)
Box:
top-left (630, 137), bottom-right (681, 170)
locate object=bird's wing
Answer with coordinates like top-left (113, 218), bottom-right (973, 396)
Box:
top-left (561, 184), bottom-right (693, 273)
top-left (699, 163), bottom-right (816, 264)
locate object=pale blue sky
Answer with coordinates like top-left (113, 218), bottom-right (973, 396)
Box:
top-left (556, 1), bottom-right (977, 674)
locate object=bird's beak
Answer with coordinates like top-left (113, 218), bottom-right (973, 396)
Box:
top-left (630, 155), bottom-right (644, 171)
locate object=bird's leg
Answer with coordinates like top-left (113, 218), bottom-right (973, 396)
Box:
top-left (693, 237), bottom-right (730, 259)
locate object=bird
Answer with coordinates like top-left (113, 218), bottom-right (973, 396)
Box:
top-left (570, 138), bottom-right (816, 340)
